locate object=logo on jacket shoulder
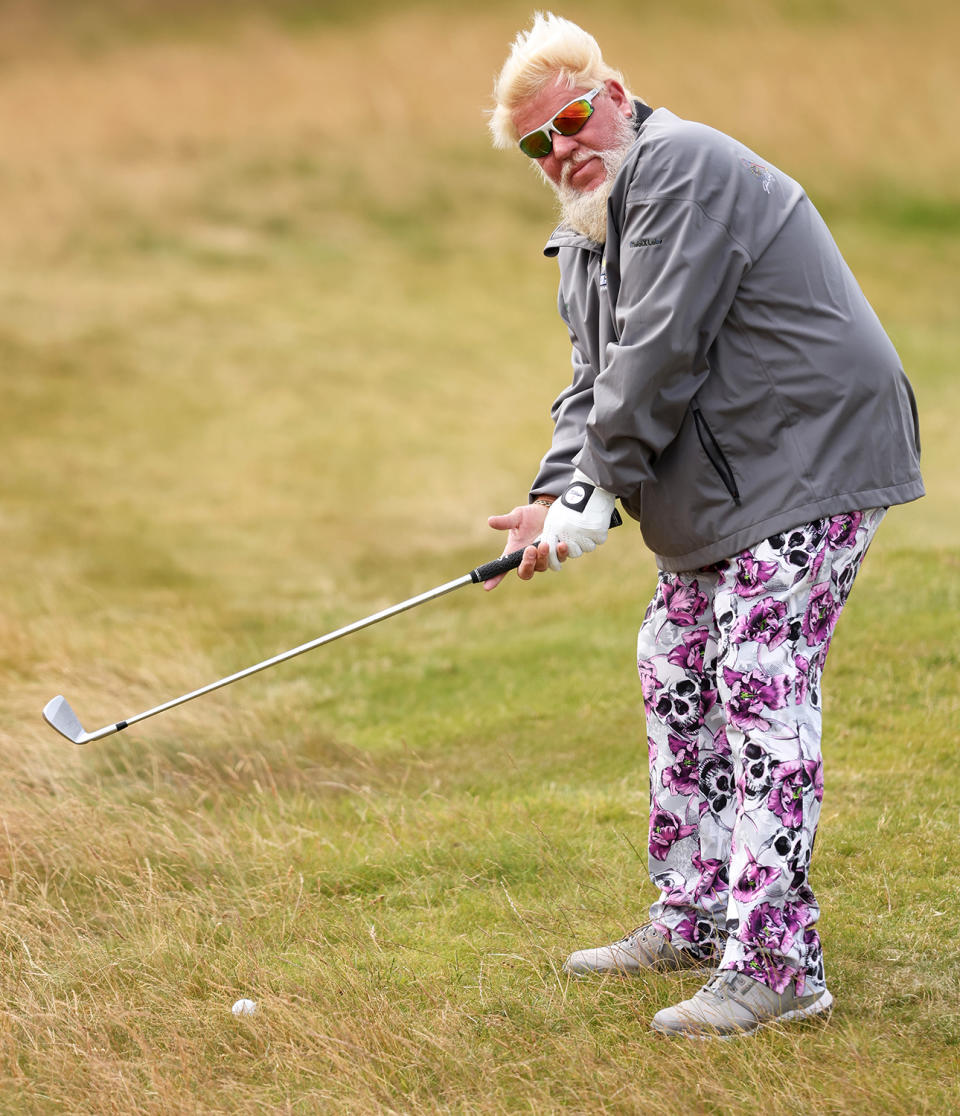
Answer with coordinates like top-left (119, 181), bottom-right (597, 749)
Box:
top-left (630, 237), bottom-right (663, 248)
top-left (599, 255), bottom-right (607, 289)
top-left (739, 157), bottom-right (774, 194)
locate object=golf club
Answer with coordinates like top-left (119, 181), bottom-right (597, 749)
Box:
top-left (42, 512), bottom-right (622, 745)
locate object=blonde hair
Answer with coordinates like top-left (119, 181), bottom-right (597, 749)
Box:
top-left (489, 12), bottom-right (634, 149)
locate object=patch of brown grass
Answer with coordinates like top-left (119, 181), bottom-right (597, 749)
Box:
top-left (0, 5), bottom-right (957, 1113)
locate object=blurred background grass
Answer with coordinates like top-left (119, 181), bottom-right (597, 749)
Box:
top-left (0, 1), bottom-right (958, 1112)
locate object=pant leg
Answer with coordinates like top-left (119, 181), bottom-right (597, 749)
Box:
top-left (638, 568), bottom-right (733, 959)
top-left (713, 508), bottom-right (886, 995)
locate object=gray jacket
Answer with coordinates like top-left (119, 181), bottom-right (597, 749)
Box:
top-left (531, 108), bottom-right (924, 571)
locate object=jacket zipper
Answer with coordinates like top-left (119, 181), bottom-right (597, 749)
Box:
top-left (691, 405), bottom-right (741, 505)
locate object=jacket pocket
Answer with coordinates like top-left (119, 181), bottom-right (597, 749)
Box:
top-left (691, 404), bottom-right (741, 505)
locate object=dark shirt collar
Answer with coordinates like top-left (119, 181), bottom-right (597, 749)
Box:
top-left (631, 100), bottom-right (654, 132)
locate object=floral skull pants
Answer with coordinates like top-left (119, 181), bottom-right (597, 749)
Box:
top-left (638, 508), bottom-right (885, 995)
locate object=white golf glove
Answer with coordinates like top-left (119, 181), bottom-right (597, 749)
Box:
top-left (540, 469), bottom-right (617, 571)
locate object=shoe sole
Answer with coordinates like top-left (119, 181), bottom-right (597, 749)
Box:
top-left (651, 988), bottom-right (834, 1040)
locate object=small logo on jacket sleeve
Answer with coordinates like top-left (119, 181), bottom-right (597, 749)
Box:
top-left (630, 237), bottom-right (663, 248)
top-left (739, 157), bottom-right (774, 194)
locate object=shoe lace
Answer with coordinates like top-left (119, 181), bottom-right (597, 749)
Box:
top-left (702, 971), bottom-right (756, 1004)
top-left (623, 924), bottom-right (659, 947)
top-left (702, 973), bottom-right (728, 1000)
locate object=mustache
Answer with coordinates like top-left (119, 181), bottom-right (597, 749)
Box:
top-left (559, 149), bottom-right (598, 189)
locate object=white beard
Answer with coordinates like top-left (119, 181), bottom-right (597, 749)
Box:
top-left (543, 115), bottom-right (637, 245)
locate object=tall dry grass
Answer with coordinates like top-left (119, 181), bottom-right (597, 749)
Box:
top-left (1, 3), bottom-right (958, 240)
top-left (0, 3), bottom-right (958, 1113)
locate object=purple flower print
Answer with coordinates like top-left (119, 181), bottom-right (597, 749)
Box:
top-left (662, 735), bottom-right (699, 796)
top-left (827, 511), bottom-right (862, 550)
top-left (667, 733), bottom-right (695, 761)
top-left (730, 952), bottom-right (798, 995)
top-left (661, 579), bottom-right (709, 627)
top-left (637, 660), bottom-right (663, 716)
top-left (782, 900), bottom-right (812, 941)
top-left (722, 667), bottom-right (789, 731)
top-left (809, 547), bottom-right (826, 587)
top-left (742, 902), bottom-right (798, 955)
top-left (671, 915), bottom-right (701, 945)
top-left (801, 583), bottom-right (839, 646)
top-left (768, 759), bottom-right (823, 827)
top-left (730, 598), bottom-right (789, 650)
top-left (732, 556), bottom-right (779, 598)
top-left (712, 725), bottom-right (732, 757)
top-left (667, 628), bottom-right (710, 671)
top-left (732, 848), bottom-right (780, 902)
top-left (649, 807), bottom-right (698, 861)
top-left (692, 852), bottom-right (728, 904)
top-left (794, 654), bottom-right (810, 705)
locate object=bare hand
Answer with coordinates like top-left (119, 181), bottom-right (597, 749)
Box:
top-left (483, 502), bottom-right (568, 590)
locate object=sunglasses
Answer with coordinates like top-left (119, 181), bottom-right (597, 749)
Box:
top-left (517, 87), bottom-right (603, 160)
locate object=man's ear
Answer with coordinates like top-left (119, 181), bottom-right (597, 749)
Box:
top-left (605, 80), bottom-right (632, 117)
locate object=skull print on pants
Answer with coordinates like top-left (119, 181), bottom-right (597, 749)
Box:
top-left (638, 508), bottom-right (885, 995)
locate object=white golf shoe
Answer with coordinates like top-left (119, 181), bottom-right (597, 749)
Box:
top-left (563, 923), bottom-right (717, 976)
top-left (650, 969), bottom-right (833, 1039)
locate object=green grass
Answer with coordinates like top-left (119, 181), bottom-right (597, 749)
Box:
top-left (1, 2), bottom-right (959, 1112)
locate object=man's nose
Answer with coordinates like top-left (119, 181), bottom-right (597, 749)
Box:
top-left (551, 133), bottom-right (579, 160)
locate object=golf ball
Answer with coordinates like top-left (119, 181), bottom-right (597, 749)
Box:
top-left (231, 997), bottom-right (257, 1016)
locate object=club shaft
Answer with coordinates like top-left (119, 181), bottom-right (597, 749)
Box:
top-left (47, 515), bottom-right (625, 744)
top-left (93, 574), bottom-right (474, 738)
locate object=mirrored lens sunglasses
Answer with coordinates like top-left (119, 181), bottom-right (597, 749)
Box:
top-left (517, 88), bottom-right (603, 160)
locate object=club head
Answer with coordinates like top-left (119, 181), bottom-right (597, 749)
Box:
top-left (42, 695), bottom-right (91, 745)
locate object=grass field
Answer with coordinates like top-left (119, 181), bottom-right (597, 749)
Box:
top-left (1, 1), bottom-right (958, 1112)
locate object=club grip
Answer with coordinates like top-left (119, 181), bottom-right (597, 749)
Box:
top-left (469, 508), bottom-right (622, 584)
top-left (470, 547), bottom-right (531, 584)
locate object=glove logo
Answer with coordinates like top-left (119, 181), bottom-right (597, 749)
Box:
top-left (561, 483), bottom-right (594, 512)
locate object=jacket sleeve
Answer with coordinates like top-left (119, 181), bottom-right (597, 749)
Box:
top-left (574, 194), bottom-right (751, 497)
top-left (528, 293), bottom-right (598, 498)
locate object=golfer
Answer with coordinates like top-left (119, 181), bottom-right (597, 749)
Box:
top-left (484, 12), bottom-right (924, 1038)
